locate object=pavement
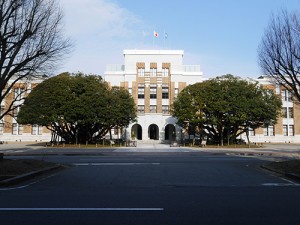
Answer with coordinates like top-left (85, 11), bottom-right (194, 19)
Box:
top-left (1, 141), bottom-right (300, 186)
top-left (0, 141), bottom-right (300, 157)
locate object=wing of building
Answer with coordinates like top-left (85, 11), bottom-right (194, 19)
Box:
top-left (0, 75), bottom-right (51, 143)
top-left (104, 49), bottom-right (203, 143)
top-left (241, 75), bottom-right (300, 143)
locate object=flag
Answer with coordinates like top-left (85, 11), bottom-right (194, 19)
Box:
top-left (164, 32), bottom-right (168, 39)
top-left (154, 31), bottom-right (159, 37)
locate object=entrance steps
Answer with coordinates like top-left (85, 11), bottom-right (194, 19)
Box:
top-left (136, 139), bottom-right (171, 148)
top-left (137, 140), bottom-right (161, 144)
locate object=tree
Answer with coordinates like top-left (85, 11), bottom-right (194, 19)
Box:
top-left (0, 0), bottom-right (72, 120)
top-left (171, 75), bottom-right (282, 146)
top-left (258, 9), bottom-right (300, 103)
top-left (17, 73), bottom-right (137, 144)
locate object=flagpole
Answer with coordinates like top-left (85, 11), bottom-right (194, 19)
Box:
top-left (164, 30), bottom-right (165, 48)
top-left (152, 27), bottom-right (155, 48)
top-left (152, 31), bottom-right (154, 48)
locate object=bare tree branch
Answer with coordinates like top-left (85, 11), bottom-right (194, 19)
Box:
top-left (258, 9), bottom-right (300, 103)
top-left (0, 0), bottom-right (72, 120)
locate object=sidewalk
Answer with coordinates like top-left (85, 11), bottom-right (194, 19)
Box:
top-left (0, 142), bottom-right (300, 159)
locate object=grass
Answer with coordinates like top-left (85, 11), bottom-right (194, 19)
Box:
top-left (45, 143), bottom-right (123, 148)
top-left (264, 160), bottom-right (300, 176)
top-left (192, 144), bottom-right (259, 148)
top-left (0, 159), bottom-right (59, 177)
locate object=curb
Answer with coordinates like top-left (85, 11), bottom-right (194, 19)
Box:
top-left (0, 165), bottom-right (62, 187)
top-left (261, 165), bottom-right (300, 182)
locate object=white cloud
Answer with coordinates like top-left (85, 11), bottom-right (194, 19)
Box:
top-left (60, 0), bottom-right (141, 38)
top-left (57, 0), bottom-right (145, 75)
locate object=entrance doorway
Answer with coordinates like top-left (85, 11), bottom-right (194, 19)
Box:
top-left (165, 124), bottom-right (176, 141)
top-left (131, 124), bottom-right (142, 140)
top-left (148, 124), bottom-right (159, 140)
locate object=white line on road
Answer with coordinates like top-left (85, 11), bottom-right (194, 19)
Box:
top-left (0, 174), bottom-right (58, 191)
top-left (261, 183), bottom-right (299, 187)
top-left (280, 177), bottom-right (300, 186)
top-left (0, 208), bottom-right (164, 211)
top-left (73, 163), bottom-right (161, 166)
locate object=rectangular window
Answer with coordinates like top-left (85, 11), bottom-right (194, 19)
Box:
top-left (269, 125), bottom-right (274, 136)
top-left (150, 105), bottom-right (157, 113)
top-left (162, 68), bottom-right (169, 77)
top-left (162, 84), bottom-right (169, 99)
top-left (138, 84), bottom-right (144, 99)
top-left (150, 68), bottom-right (157, 77)
top-left (281, 90), bottom-right (286, 102)
top-left (138, 105), bottom-right (144, 114)
top-left (289, 125), bottom-right (294, 136)
top-left (175, 88), bottom-right (179, 98)
top-left (38, 126), bottom-right (43, 135)
top-left (162, 105), bottom-right (169, 114)
top-left (283, 125), bottom-right (288, 136)
top-left (264, 126), bottom-right (268, 136)
top-left (32, 125), bottom-right (42, 135)
top-left (32, 124), bottom-right (38, 135)
top-left (14, 88), bottom-right (25, 102)
top-left (150, 85), bottom-right (157, 99)
top-left (282, 107), bottom-right (288, 118)
top-left (287, 91), bottom-right (293, 102)
top-left (264, 125), bottom-right (274, 136)
top-left (288, 107), bottom-right (294, 118)
top-left (0, 106), bottom-right (4, 123)
top-left (12, 123), bottom-right (23, 135)
top-left (248, 128), bottom-right (255, 136)
top-left (0, 123), bottom-right (3, 135)
top-left (13, 107), bottom-right (19, 119)
top-left (282, 90), bottom-right (293, 102)
top-left (18, 124), bottom-right (23, 135)
top-left (137, 68), bottom-right (145, 77)
top-left (0, 106), bottom-right (4, 117)
top-left (12, 123), bottom-right (18, 135)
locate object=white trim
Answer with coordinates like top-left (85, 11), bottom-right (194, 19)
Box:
top-left (124, 49), bottom-right (184, 55)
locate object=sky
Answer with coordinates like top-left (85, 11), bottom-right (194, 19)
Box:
top-left (58, 0), bottom-right (300, 78)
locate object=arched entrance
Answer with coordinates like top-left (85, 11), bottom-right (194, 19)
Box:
top-left (165, 124), bottom-right (176, 141)
top-left (148, 124), bottom-right (159, 140)
top-left (131, 124), bottom-right (142, 140)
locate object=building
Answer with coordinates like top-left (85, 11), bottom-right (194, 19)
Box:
top-left (240, 76), bottom-right (300, 143)
top-left (3, 50), bottom-right (299, 144)
top-left (0, 75), bottom-right (51, 142)
top-left (105, 50), bottom-right (300, 144)
top-left (104, 49), bottom-right (203, 143)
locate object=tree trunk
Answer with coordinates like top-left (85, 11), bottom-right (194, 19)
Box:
top-left (246, 128), bottom-right (250, 148)
top-left (220, 130), bottom-right (224, 146)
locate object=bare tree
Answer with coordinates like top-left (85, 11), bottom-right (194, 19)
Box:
top-left (0, 0), bottom-right (72, 120)
top-left (258, 9), bottom-right (300, 103)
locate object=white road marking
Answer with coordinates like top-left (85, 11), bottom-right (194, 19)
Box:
top-left (261, 183), bottom-right (298, 187)
top-left (0, 207), bottom-right (164, 211)
top-left (73, 163), bottom-right (161, 166)
top-left (280, 177), bottom-right (300, 186)
top-left (0, 174), bottom-right (57, 191)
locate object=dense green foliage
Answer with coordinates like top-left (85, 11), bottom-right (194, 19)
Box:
top-left (171, 74), bottom-right (282, 146)
top-left (17, 73), bottom-right (137, 143)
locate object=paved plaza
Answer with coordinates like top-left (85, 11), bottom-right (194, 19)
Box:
top-left (0, 141), bottom-right (300, 159)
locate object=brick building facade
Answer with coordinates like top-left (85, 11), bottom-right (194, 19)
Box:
top-left (104, 50), bottom-right (203, 143)
top-left (3, 51), bottom-right (299, 144)
top-left (241, 76), bottom-right (300, 143)
top-left (0, 75), bottom-right (51, 142)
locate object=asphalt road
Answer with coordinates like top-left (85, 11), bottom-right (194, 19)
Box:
top-left (1, 152), bottom-right (300, 225)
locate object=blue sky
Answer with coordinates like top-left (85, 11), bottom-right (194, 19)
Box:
top-left (58, 0), bottom-right (300, 78)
